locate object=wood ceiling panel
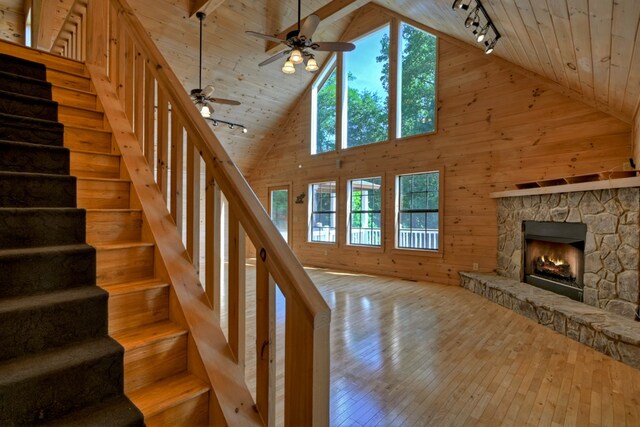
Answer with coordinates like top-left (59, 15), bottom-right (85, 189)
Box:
top-left (123, 0), bottom-right (639, 173)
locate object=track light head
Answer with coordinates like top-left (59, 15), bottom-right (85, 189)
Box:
top-left (476, 25), bottom-right (488, 42)
top-left (452, 0), bottom-right (463, 9)
top-left (454, 0), bottom-right (500, 53)
top-left (484, 39), bottom-right (497, 54)
top-left (464, 8), bottom-right (478, 28)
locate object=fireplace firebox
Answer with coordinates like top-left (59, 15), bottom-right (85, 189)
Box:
top-left (522, 221), bottom-right (587, 301)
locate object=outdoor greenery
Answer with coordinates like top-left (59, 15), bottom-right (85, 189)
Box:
top-left (350, 178), bottom-right (382, 228)
top-left (315, 22), bottom-right (437, 153)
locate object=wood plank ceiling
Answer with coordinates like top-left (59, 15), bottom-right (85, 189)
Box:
top-left (109, 1), bottom-right (640, 172)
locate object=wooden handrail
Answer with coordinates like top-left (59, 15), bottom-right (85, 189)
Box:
top-left (57, 0), bottom-right (331, 424)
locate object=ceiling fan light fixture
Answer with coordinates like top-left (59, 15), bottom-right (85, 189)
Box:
top-left (290, 49), bottom-right (304, 64)
top-left (282, 59), bottom-right (296, 74)
top-left (200, 104), bottom-right (212, 118)
top-left (305, 57), bottom-right (319, 72)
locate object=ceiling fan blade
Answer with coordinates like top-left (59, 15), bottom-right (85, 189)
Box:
top-left (246, 30), bottom-right (286, 43)
top-left (299, 14), bottom-right (320, 39)
top-left (312, 41), bottom-right (356, 52)
top-left (258, 50), bottom-right (290, 66)
top-left (208, 97), bottom-right (241, 106)
top-left (202, 84), bottom-right (215, 98)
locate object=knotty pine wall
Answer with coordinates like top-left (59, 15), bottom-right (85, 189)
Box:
top-left (0, 2), bottom-right (24, 45)
top-left (634, 110), bottom-right (640, 166)
top-left (249, 24), bottom-right (632, 286)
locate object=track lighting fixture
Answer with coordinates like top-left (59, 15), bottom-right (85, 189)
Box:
top-left (204, 117), bottom-right (247, 133)
top-left (452, 0), bottom-right (500, 54)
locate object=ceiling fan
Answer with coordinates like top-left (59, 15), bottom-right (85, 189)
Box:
top-left (246, 0), bottom-right (356, 74)
top-left (191, 12), bottom-right (246, 132)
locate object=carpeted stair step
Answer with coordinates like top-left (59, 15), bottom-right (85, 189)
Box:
top-left (0, 70), bottom-right (52, 100)
top-left (0, 113), bottom-right (63, 146)
top-left (0, 53), bottom-right (47, 81)
top-left (0, 140), bottom-right (69, 175)
top-left (0, 244), bottom-right (95, 298)
top-left (0, 89), bottom-right (58, 121)
top-left (0, 336), bottom-right (126, 425)
top-left (0, 207), bottom-right (85, 249)
top-left (0, 171), bottom-right (76, 208)
top-left (46, 395), bottom-right (144, 427)
top-left (0, 286), bottom-right (108, 361)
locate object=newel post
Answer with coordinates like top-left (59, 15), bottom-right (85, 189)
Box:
top-left (85, 0), bottom-right (109, 70)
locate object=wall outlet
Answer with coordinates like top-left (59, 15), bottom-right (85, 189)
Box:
top-left (473, 263), bottom-right (479, 271)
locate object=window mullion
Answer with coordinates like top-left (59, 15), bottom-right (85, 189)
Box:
top-left (389, 17), bottom-right (399, 141)
top-left (336, 52), bottom-right (345, 151)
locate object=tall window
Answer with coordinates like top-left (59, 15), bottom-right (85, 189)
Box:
top-left (398, 23), bottom-right (437, 138)
top-left (344, 26), bottom-right (390, 148)
top-left (314, 65), bottom-right (337, 154)
top-left (311, 20), bottom-right (437, 154)
top-left (309, 181), bottom-right (337, 243)
top-left (348, 177), bottom-right (382, 246)
top-left (397, 172), bottom-right (439, 250)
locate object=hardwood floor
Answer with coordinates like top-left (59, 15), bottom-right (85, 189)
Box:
top-left (221, 264), bottom-right (640, 426)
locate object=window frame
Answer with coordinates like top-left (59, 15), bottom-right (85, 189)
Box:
top-left (308, 180), bottom-right (338, 244)
top-left (394, 169), bottom-right (443, 255)
top-left (309, 17), bottom-right (438, 155)
top-left (346, 176), bottom-right (383, 248)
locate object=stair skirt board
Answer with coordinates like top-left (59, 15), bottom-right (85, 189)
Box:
top-left (0, 52), bottom-right (144, 425)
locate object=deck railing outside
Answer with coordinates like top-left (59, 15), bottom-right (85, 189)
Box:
top-left (54, 1), bottom-right (331, 425)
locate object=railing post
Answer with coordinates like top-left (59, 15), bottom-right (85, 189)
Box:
top-left (86, 0), bottom-right (109, 70)
top-left (205, 171), bottom-right (222, 316)
top-left (228, 208), bottom-right (246, 368)
top-left (256, 255), bottom-right (276, 426)
top-left (285, 300), bottom-right (330, 426)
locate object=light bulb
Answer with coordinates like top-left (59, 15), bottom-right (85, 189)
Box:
top-left (290, 49), bottom-right (304, 64)
top-left (282, 60), bottom-right (295, 74)
top-left (305, 57), bottom-right (319, 72)
top-left (200, 104), bottom-right (211, 118)
top-left (476, 26), bottom-right (488, 42)
top-left (242, 127), bottom-right (248, 133)
top-left (484, 39), bottom-right (496, 54)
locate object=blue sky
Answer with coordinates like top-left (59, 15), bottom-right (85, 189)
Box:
top-left (345, 26), bottom-right (389, 98)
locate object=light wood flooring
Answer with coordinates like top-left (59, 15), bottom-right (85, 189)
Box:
top-left (220, 264), bottom-right (640, 426)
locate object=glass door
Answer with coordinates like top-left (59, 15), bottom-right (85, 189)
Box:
top-left (269, 186), bottom-right (290, 244)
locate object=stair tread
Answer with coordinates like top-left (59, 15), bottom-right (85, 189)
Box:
top-left (86, 208), bottom-right (142, 213)
top-left (0, 88), bottom-right (57, 105)
top-left (47, 395), bottom-right (143, 427)
top-left (71, 148), bottom-right (120, 158)
top-left (0, 139), bottom-right (68, 152)
top-left (0, 336), bottom-right (120, 384)
top-left (94, 241), bottom-right (154, 250)
top-left (127, 373), bottom-right (209, 418)
top-left (77, 176), bottom-right (129, 183)
top-left (0, 243), bottom-right (93, 257)
top-left (51, 83), bottom-right (95, 97)
top-left (101, 278), bottom-right (169, 295)
top-left (113, 320), bottom-right (187, 350)
top-left (0, 286), bottom-right (105, 313)
top-left (0, 170), bottom-right (74, 179)
top-left (49, 67), bottom-right (91, 81)
top-left (59, 103), bottom-right (102, 115)
top-left (64, 124), bottom-right (112, 135)
top-left (0, 111), bottom-right (63, 128)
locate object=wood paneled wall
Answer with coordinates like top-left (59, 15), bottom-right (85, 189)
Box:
top-left (0, 1), bottom-right (24, 44)
top-left (634, 109), bottom-right (640, 166)
top-left (249, 10), bottom-right (632, 286)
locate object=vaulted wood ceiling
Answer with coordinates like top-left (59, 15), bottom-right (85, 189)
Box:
top-left (11, 0), bottom-right (640, 173)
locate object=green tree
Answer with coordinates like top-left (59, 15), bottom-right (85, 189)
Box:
top-left (316, 69), bottom-right (337, 153)
top-left (377, 24), bottom-right (436, 137)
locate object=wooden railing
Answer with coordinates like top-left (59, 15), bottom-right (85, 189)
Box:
top-left (57, 0), bottom-right (331, 425)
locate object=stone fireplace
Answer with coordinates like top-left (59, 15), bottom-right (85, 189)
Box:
top-left (496, 188), bottom-right (640, 320)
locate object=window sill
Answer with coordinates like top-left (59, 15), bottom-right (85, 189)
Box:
top-left (390, 247), bottom-right (443, 258)
top-left (344, 244), bottom-right (384, 254)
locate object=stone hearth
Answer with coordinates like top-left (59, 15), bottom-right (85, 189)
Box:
top-left (496, 188), bottom-right (640, 319)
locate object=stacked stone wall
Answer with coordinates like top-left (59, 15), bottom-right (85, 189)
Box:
top-left (497, 188), bottom-right (640, 319)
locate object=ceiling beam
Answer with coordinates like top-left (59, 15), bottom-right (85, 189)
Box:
top-left (265, 0), bottom-right (370, 54)
top-left (189, 0), bottom-right (225, 18)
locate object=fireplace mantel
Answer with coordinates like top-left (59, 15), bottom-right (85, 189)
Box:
top-left (490, 176), bottom-right (640, 199)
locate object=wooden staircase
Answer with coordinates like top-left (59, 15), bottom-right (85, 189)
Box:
top-left (2, 45), bottom-right (211, 425)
